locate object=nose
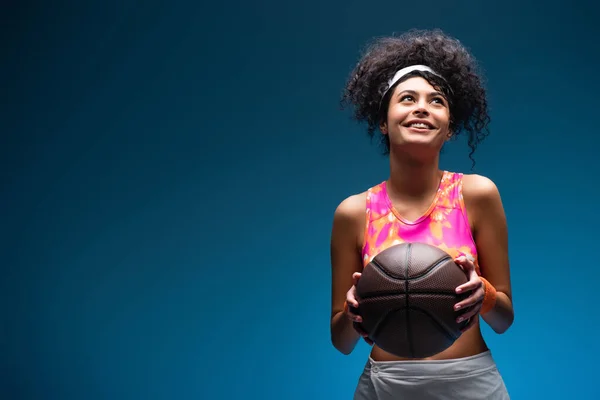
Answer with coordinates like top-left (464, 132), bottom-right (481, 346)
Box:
top-left (412, 99), bottom-right (430, 115)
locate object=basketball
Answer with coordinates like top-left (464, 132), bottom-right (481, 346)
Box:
top-left (353, 242), bottom-right (471, 358)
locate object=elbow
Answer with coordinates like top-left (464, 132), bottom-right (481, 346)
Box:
top-left (492, 324), bottom-right (510, 335)
top-left (337, 346), bottom-right (353, 356)
top-left (330, 312), bottom-right (359, 355)
top-left (331, 335), bottom-right (353, 355)
top-left (490, 311), bottom-right (514, 334)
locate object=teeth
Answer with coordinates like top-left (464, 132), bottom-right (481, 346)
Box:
top-left (410, 123), bottom-right (430, 129)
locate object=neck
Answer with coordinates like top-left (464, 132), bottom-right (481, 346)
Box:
top-left (387, 148), bottom-right (443, 200)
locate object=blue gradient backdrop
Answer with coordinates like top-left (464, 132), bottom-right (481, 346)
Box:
top-left (3, 1), bottom-right (598, 399)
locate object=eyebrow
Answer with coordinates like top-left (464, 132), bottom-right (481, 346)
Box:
top-left (397, 90), bottom-right (446, 98)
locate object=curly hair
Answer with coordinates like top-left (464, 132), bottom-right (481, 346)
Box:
top-left (340, 29), bottom-right (491, 168)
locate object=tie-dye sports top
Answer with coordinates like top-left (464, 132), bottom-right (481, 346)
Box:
top-left (361, 171), bottom-right (480, 274)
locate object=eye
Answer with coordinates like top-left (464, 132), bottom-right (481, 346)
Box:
top-left (400, 95), bottom-right (414, 102)
top-left (431, 97), bottom-right (446, 105)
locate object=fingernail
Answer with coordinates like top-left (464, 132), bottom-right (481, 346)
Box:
top-left (455, 305), bottom-right (461, 310)
top-left (457, 317), bottom-right (463, 323)
top-left (456, 288), bottom-right (462, 293)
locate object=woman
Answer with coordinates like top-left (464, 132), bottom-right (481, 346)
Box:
top-left (330, 29), bottom-right (514, 399)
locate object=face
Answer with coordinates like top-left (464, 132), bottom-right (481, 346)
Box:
top-left (381, 76), bottom-right (451, 154)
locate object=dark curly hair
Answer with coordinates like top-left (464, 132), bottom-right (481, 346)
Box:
top-left (340, 29), bottom-right (491, 168)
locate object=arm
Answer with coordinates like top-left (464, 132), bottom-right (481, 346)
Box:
top-left (463, 175), bottom-right (514, 334)
top-left (330, 194), bottom-right (365, 355)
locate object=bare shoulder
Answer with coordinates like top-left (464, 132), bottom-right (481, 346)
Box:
top-left (331, 191), bottom-right (368, 245)
top-left (460, 175), bottom-right (513, 313)
top-left (461, 173), bottom-right (501, 202)
top-left (330, 191), bottom-right (368, 317)
top-left (461, 174), bottom-right (505, 232)
top-left (333, 191), bottom-right (368, 224)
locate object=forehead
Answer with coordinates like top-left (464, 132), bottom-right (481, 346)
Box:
top-left (393, 76), bottom-right (438, 93)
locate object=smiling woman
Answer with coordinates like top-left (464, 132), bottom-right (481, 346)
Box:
top-left (330, 29), bottom-right (514, 399)
top-left (384, 75), bottom-right (452, 161)
top-left (341, 30), bottom-right (491, 168)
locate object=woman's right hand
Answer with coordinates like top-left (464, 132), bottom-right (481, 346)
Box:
top-left (345, 272), bottom-right (374, 345)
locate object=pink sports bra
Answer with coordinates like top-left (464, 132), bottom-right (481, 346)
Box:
top-left (361, 171), bottom-right (480, 274)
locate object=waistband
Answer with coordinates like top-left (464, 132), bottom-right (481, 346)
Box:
top-left (365, 351), bottom-right (497, 379)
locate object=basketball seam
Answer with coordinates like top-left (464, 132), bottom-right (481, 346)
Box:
top-left (412, 255), bottom-right (452, 279)
top-left (365, 244), bottom-right (466, 358)
top-left (365, 305), bottom-right (461, 356)
top-left (408, 306), bottom-right (459, 341)
top-left (405, 244), bottom-right (413, 358)
top-left (371, 255), bottom-right (453, 280)
top-left (409, 259), bottom-right (459, 284)
top-left (356, 291), bottom-right (459, 300)
top-left (358, 302), bottom-right (464, 340)
top-left (366, 309), bottom-right (389, 343)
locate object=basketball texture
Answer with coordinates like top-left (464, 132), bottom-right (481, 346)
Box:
top-left (354, 242), bottom-right (470, 358)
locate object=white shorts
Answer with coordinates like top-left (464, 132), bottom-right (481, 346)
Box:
top-left (353, 351), bottom-right (509, 400)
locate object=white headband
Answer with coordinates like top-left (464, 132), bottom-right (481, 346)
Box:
top-left (381, 64), bottom-right (443, 100)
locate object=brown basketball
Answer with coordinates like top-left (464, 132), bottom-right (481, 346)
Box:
top-left (353, 242), bottom-right (470, 358)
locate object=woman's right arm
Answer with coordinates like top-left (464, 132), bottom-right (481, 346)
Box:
top-left (330, 194), bottom-right (366, 355)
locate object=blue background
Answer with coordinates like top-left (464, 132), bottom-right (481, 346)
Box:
top-left (2, 1), bottom-right (598, 399)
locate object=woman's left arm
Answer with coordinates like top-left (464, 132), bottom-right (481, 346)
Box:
top-left (463, 174), bottom-right (514, 334)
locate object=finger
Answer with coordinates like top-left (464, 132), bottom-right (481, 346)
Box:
top-left (353, 321), bottom-right (369, 336)
top-left (345, 298), bottom-right (363, 323)
top-left (454, 256), bottom-right (469, 270)
top-left (347, 311), bottom-right (362, 323)
top-left (454, 289), bottom-right (484, 311)
top-left (468, 265), bottom-right (479, 280)
top-left (455, 255), bottom-right (467, 264)
top-left (346, 290), bottom-right (360, 309)
top-left (460, 315), bottom-right (478, 333)
top-left (455, 277), bottom-right (483, 294)
top-left (456, 303), bottom-right (482, 323)
top-left (353, 322), bottom-right (373, 345)
top-left (345, 305), bottom-right (362, 323)
top-left (352, 272), bottom-right (362, 285)
top-left (455, 256), bottom-right (478, 275)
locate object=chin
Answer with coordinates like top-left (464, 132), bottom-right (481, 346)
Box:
top-left (396, 136), bottom-right (438, 147)
top-left (391, 137), bottom-right (443, 156)
top-left (396, 128), bottom-right (443, 145)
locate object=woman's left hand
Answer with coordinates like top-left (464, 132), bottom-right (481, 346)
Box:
top-left (453, 255), bottom-right (485, 333)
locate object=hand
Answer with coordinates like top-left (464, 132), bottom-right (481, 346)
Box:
top-left (454, 256), bottom-right (485, 333)
top-left (345, 272), bottom-right (374, 345)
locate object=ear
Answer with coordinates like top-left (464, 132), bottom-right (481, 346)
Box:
top-left (445, 129), bottom-right (453, 141)
top-left (380, 121), bottom-right (388, 135)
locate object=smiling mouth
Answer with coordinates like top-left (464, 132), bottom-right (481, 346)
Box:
top-left (406, 122), bottom-right (435, 130)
